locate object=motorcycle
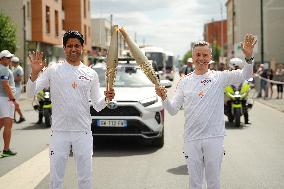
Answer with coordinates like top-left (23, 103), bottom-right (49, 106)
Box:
top-left (224, 78), bottom-right (254, 127)
top-left (33, 89), bottom-right (52, 127)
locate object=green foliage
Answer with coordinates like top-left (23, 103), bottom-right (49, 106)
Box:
top-left (0, 13), bottom-right (17, 53)
top-left (182, 50), bottom-right (192, 65)
top-left (211, 43), bottom-right (221, 63)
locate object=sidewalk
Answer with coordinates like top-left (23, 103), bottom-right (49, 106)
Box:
top-left (255, 98), bottom-right (284, 112)
top-left (252, 85), bottom-right (284, 113)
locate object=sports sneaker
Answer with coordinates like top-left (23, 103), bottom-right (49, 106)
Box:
top-left (17, 117), bottom-right (26, 124)
top-left (2, 149), bottom-right (17, 157)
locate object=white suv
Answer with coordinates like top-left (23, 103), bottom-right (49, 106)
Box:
top-left (90, 58), bottom-right (171, 148)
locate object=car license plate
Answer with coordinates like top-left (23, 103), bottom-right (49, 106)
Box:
top-left (97, 120), bottom-right (127, 127)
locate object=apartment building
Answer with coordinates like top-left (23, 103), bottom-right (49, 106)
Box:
top-left (226, 0), bottom-right (284, 65)
top-left (91, 18), bottom-right (125, 57)
top-left (0, 0), bottom-right (92, 82)
top-left (62, 0), bottom-right (92, 52)
top-left (204, 19), bottom-right (227, 58)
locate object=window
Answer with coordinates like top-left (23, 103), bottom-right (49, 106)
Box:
top-left (46, 6), bottom-right (50, 34)
top-left (27, 2), bottom-right (30, 18)
top-left (55, 10), bottom-right (59, 36)
top-left (84, 0), bottom-right (86, 18)
top-left (84, 24), bottom-right (87, 44)
top-left (88, 0), bottom-right (90, 12)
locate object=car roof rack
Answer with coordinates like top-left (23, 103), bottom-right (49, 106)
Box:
top-left (118, 57), bottom-right (136, 64)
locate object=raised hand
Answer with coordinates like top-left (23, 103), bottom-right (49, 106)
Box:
top-left (28, 51), bottom-right (46, 75)
top-left (241, 34), bottom-right (257, 58)
top-left (155, 86), bottom-right (167, 101)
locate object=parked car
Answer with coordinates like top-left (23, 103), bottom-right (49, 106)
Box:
top-left (90, 58), bottom-right (171, 147)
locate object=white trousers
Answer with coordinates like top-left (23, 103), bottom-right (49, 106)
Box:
top-left (49, 131), bottom-right (93, 189)
top-left (184, 137), bottom-right (224, 189)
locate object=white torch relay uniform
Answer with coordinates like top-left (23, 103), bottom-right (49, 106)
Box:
top-left (26, 60), bottom-right (106, 189)
top-left (163, 62), bottom-right (253, 189)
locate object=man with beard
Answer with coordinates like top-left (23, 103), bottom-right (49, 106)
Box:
top-left (26, 31), bottom-right (115, 189)
top-left (155, 34), bottom-right (256, 189)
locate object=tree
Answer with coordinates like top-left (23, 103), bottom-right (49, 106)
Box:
top-left (0, 13), bottom-right (17, 53)
top-left (182, 50), bottom-right (192, 65)
top-left (211, 43), bottom-right (221, 63)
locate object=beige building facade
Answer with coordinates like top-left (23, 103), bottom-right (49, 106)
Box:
top-left (91, 18), bottom-right (125, 57)
top-left (226, 0), bottom-right (284, 65)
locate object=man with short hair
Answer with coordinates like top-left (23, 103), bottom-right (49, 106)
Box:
top-left (180, 58), bottom-right (194, 77)
top-left (184, 57), bottom-right (194, 75)
top-left (27, 31), bottom-right (115, 189)
top-left (11, 56), bottom-right (25, 123)
top-left (0, 50), bottom-right (19, 157)
top-left (156, 34), bottom-right (257, 189)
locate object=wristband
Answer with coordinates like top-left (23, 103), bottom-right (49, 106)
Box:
top-left (9, 98), bottom-right (16, 102)
top-left (245, 57), bottom-right (254, 64)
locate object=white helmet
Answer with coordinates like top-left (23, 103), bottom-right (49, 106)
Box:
top-left (229, 58), bottom-right (244, 69)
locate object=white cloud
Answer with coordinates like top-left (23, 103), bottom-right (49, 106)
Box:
top-left (91, 0), bottom-right (226, 57)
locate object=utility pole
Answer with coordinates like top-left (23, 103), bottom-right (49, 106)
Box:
top-left (260, 0), bottom-right (264, 65)
top-left (134, 32), bottom-right (137, 43)
top-left (232, 0), bottom-right (235, 57)
top-left (220, 2), bottom-right (224, 59)
top-left (110, 14), bottom-right (113, 26)
top-left (23, 4), bottom-right (27, 91)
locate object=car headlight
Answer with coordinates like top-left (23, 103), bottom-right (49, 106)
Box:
top-left (140, 96), bottom-right (158, 107)
top-left (44, 92), bottom-right (50, 98)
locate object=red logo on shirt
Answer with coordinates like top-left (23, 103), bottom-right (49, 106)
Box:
top-left (198, 90), bottom-right (205, 98)
top-left (72, 81), bottom-right (77, 89)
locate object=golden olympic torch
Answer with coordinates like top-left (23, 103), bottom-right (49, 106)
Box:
top-left (106, 25), bottom-right (119, 107)
top-left (119, 27), bottom-right (160, 87)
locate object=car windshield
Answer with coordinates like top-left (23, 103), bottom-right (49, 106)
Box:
top-left (93, 66), bottom-right (154, 87)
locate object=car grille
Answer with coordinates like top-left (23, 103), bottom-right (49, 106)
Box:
top-left (90, 106), bottom-right (141, 117)
top-left (91, 120), bottom-right (153, 134)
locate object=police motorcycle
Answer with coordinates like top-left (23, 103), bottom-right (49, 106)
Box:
top-left (224, 58), bottom-right (254, 127)
top-left (33, 88), bottom-right (52, 127)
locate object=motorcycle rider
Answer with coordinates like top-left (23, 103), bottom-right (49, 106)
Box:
top-left (34, 88), bottom-right (49, 124)
top-left (225, 58), bottom-right (251, 124)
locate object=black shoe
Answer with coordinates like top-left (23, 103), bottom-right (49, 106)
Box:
top-left (36, 120), bottom-right (42, 124)
top-left (245, 121), bottom-right (251, 124)
top-left (2, 149), bottom-right (17, 157)
top-left (16, 117), bottom-right (26, 123)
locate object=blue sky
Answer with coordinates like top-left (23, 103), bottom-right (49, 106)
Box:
top-left (91, 0), bottom-right (227, 58)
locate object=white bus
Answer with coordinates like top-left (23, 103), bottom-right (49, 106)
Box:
top-left (165, 51), bottom-right (175, 81)
top-left (140, 46), bottom-right (167, 79)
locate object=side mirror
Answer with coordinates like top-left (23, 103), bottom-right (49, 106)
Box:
top-left (160, 79), bottom-right (172, 88)
top-left (247, 77), bottom-right (254, 82)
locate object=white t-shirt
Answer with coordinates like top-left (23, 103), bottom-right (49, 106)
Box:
top-left (163, 63), bottom-right (253, 142)
top-left (27, 60), bottom-right (106, 131)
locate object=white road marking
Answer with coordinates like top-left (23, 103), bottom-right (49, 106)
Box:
top-left (0, 148), bottom-right (50, 189)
